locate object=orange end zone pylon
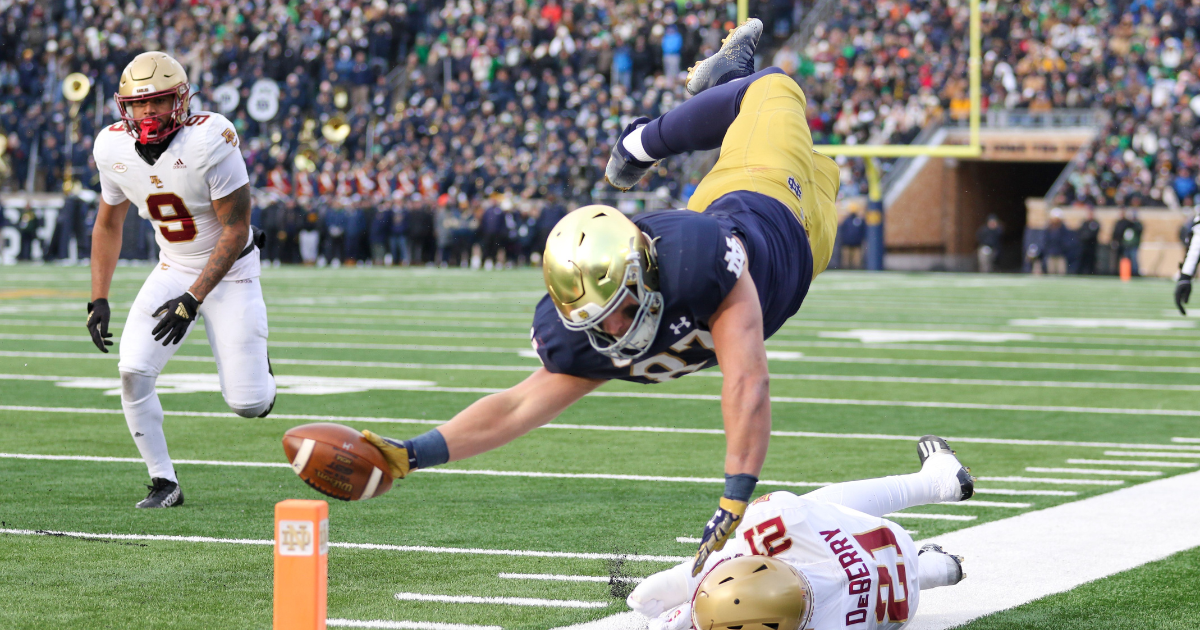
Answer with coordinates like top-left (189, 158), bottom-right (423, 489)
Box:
top-left (274, 499), bottom-right (329, 630)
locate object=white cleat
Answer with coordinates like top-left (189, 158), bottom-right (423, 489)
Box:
top-left (917, 435), bottom-right (975, 501)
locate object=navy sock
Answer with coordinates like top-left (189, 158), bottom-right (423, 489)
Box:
top-left (723, 473), bottom-right (759, 503)
top-left (406, 429), bottom-right (450, 470)
top-left (640, 67), bottom-right (786, 160)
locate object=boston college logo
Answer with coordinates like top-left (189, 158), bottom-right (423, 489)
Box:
top-left (150, 175), bottom-right (164, 189)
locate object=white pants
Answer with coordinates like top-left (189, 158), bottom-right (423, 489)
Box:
top-left (118, 261), bottom-right (274, 415)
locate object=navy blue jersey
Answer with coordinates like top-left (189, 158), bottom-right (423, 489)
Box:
top-left (532, 191), bottom-right (813, 384)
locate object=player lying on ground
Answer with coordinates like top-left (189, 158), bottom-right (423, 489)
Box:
top-left (358, 19), bottom-right (841, 574)
top-left (1176, 211), bottom-right (1198, 315)
top-left (629, 436), bottom-right (974, 630)
top-left (86, 52), bottom-right (276, 508)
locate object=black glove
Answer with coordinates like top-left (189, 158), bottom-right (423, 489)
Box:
top-left (86, 298), bottom-right (113, 353)
top-left (1177, 274), bottom-right (1192, 316)
top-left (151, 291), bottom-right (201, 346)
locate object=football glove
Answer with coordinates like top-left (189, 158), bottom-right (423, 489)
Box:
top-left (361, 430), bottom-right (414, 479)
top-left (691, 497), bottom-right (747, 576)
top-left (151, 291), bottom-right (201, 346)
top-left (1176, 274), bottom-right (1192, 316)
top-left (86, 298), bottom-right (113, 353)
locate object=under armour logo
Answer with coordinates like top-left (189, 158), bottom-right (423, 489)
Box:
top-left (174, 303), bottom-right (190, 319)
top-left (342, 442), bottom-right (353, 450)
top-left (724, 236), bottom-right (746, 277)
top-left (669, 316), bottom-right (691, 335)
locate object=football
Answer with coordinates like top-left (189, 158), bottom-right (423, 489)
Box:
top-left (282, 422), bottom-right (394, 501)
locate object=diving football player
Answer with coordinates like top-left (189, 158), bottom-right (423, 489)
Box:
top-left (628, 436), bottom-right (973, 630)
top-left (87, 52), bottom-right (276, 507)
top-left (361, 19), bottom-right (838, 574)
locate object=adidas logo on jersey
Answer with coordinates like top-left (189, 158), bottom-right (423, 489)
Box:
top-left (173, 159), bottom-right (186, 169)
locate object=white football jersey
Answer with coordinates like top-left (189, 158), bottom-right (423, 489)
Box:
top-left (688, 492), bottom-right (921, 630)
top-left (93, 111), bottom-right (257, 279)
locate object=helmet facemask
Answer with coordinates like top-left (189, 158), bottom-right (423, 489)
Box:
top-left (560, 243), bottom-right (663, 361)
top-left (116, 84), bottom-right (190, 144)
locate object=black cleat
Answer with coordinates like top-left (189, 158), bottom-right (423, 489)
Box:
top-left (604, 117), bottom-right (657, 191)
top-left (685, 18), bottom-right (763, 96)
top-left (136, 477), bottom-right (184, 508)
top-left (917, 435), bottom-right (974, 501)
top-left (920, 543), bottom-right (966, 583)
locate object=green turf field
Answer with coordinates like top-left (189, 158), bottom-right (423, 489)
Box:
top-left (0, 265), bottom-right (1197, 629)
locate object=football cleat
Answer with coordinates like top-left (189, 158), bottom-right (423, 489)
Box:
top-left (258, 356), bottom-right (276, 418)
top-left (604, 117), bottom-right (657, 192)
top-left (136, 477), bottom-right (184, 508)
top-left (685, 18), bottom-right (763, 96)
top-left (917, 435), bottom-right (974, 501)
top-left (920, 543), bottom-right (966, 584)
top-left (361, 430), bottom-right (414, 479)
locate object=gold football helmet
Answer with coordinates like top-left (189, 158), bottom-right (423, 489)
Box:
top-left (116, 51), bottom-right (191, 144)
top-left (542, 205), bottom-right (663, 360)
top-left (692, 556), bottom-right (814, 630)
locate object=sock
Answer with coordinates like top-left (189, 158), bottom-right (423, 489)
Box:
top-left (120, 372), bottom-right (176, 483)
top-left (406, 429), bottom-right (450, 470)
top-left (640, 66), bottom-right (786, 160)
top-left (621, 125), bottom-right (655, 163)
top-left (723, 473), bottom-right (758, 503)
top-left (801, 471), bottom-right (940, 518)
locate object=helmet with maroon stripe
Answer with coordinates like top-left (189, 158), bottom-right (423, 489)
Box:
top-left (116, 51), bottom-right (191, 144)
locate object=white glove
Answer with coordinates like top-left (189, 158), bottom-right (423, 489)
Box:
top-left (649, 604), bottom-right (693, 630)
top-left (628, 563), bottom-right (692, 618)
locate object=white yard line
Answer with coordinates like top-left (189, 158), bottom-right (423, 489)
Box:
top-left (327, 620), bottom-right (501, 630)
top-left (0, 452), bottom-right (830, 489)
top-left (552, 470), bottom-right (1200, 630)
top-left (0, 528), bottom-right (685, 563)
top-left (942, 500), bottom-right (1030, 509)
top-left (9, 350), bottom-right (1200, 392)
top-left (971, 488), bottom-right (1076, 496)
top-left (497, 573), bottom-right (642, 584)
top-left (1067, 459), bottom-right (1198, 468)
top-left (393, 593), bottom-right (610, 609)
top-left (6, 405), bottom-right (1200, 452)
top-left (1025, 467), bottom-right (1161, 477)
top-left (1104, 450), bottom-right (1200, 459)
top-left (8, 335), bottom-right (1200, 374)
top-left (1173, 437), bottom-right (1200, 443)
top-left (975, 476), bottom-right (1125, 486)
top-left (674, 537), bottom-right (701, 544)
top-left (883, 513), bottom-right (976, 522)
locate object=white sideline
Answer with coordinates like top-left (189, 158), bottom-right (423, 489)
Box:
top-left (0, 528), bottom-right (685, 563)
top-left (393, 593), bottom-right (609, 608)
top-left (8, 405), bottom-right (1200, 452)
top-left (327, 620), bottom-right (501, 630)
top-left (1104, 450), bottom-right (1200, 459)
top-left (551, 470), bottom-right (1200, 630)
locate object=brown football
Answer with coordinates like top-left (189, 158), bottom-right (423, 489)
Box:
top-left (282, 423), bottom-right (394, 501)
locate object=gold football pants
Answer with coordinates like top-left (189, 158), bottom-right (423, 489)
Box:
top-left (686, 73), bottom-right (839, 277)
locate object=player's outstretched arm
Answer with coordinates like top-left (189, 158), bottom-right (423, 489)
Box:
top-left (86, 198), bottom-right (131, 353)
top-left (690, 266), bottom-right (770, 575)
top-left (438, 367), bottom-right (606, 461)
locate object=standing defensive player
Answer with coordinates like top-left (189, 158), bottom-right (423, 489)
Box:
top-left (358, 19), bottom-right (839, 573)
top-left (1176, 211), bottom-right (1198, 314)
top-left (628, 436), bottom-right (973, 630)
top-left (87, 52), bottom-right (276, 508)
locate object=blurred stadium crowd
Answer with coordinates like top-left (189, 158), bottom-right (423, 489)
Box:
top-left (2, 0), bottom-right (1200, 265)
